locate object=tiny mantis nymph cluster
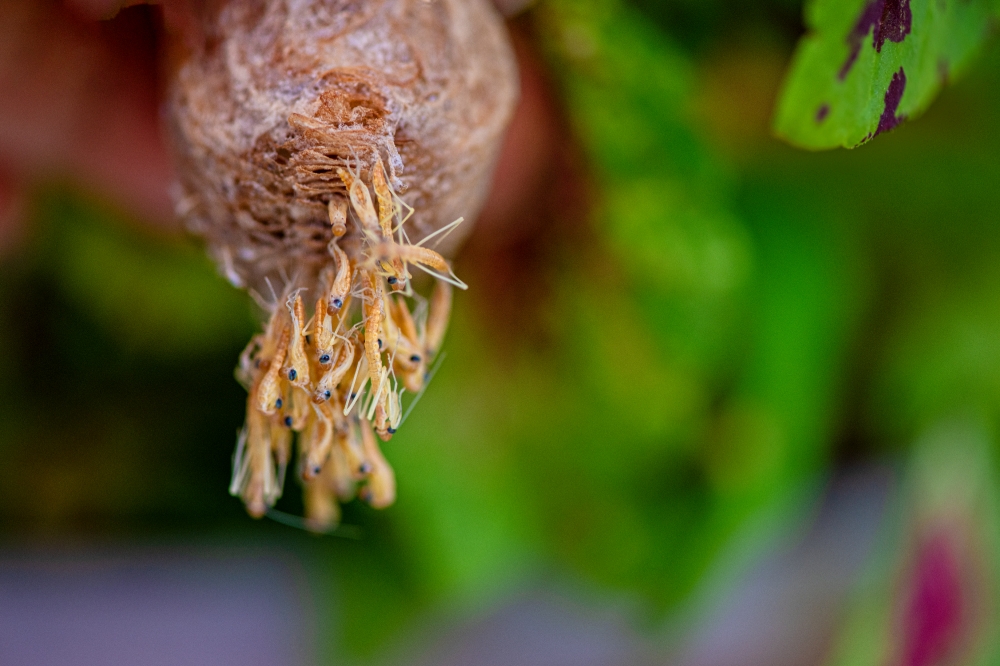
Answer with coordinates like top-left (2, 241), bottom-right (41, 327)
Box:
top-left (230, 154), bottom-right (461, 531)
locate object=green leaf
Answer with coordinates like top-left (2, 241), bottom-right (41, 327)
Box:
top-left (774, 0), bottom-right (995, 149)
top-left (41, 192), bottom-right (256, 357)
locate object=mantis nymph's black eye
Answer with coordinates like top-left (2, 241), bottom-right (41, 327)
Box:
top-left (387, 276), bottom-right (398, 285)
top-left (332, 298), bottom-right (343, 309)
top-left (319, 354), bottom-right (331, 364)
top-left (284, 416), bottom-right (293, 427)
top-left (409, 354), bottom-right (421, 363)
top-left (377, 339), bottom-right (383, 349)
top-left (387, 427), bottom-right (397, 435)
top-left (275, 398), bottom-right (283, 409)
top-left (324, 390), bottom-right (332, 400)
top-left (288, 369), bottom-right (297, 381)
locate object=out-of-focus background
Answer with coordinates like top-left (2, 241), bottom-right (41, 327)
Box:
top-left (2, 0), bottom-right (1000, 664)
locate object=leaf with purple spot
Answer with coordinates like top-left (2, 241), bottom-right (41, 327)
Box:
top-left (773, 0), bottom-right (996, 149)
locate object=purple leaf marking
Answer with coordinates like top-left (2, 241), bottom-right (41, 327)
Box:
top-left (875, 67), bottom-right (906, 135)
top-left (839, 0), bottom-right (913, 80)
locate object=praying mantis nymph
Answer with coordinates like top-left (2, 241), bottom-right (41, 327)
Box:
top-left (285, 385), bottom-right (311, 431)
top-left (337, 165), bottom-right (380, 235)
top-left (326, 241), bottom-right (353, 314)
top-left (303, 470), bottom-right (341, 533)
top-left (255, 325), bottom-right (291, 416)
top-left (362, 273), bottom-right (386, 399)
top-left (370, 157), bottom-right (408, 291)
top-left (233, 404), bottom-right (282, 518)
top-left (426, 280), bottom-right (453, 359)
top-left (327, 197), bottom-right (348, 238)
top-left (302, 400), bottom-right (337, 480)
top-left (313, 296), bottom-right (336, 365)
top-left (314, 337), bottom-right (355, 404)
top-left (327, 435), bottom-right (358, 502)
top-left (371, 156), bottom-right (398, 240)
top-left (284, 293), bottom-right (312, 389)
top-left (359, 416), bottom-right (396, 508)
top-left (339, 417), bottom-right (371, 481)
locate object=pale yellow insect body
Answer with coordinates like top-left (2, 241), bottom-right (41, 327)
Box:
top-left (286, 385), bottom-right (311, 431)
top-left (302, 401), bottom-right (336, 480)
top-left (363, 274), bottom-right (386, 398)
top-left (255, 326), bottom-right (291, 415)
top-left (328, 435), bottom-right (358, 501)
top-left (327, 197), bottom-right (348, 238)
top-left (313, 297), bottom-right (336, 363)
top-left (426, 280), bottom-right (453, 358)
top-left (359, 417), bottom-right (396, 509)
top-left (326, 241), bottom-right (353, 314)
top-left (371, 157), bottom-right (397, 239)
top-left (338, 419), bottom-right (371, 481)
top-left (314, 338), bottom-right (355, 404)
top-left (303, 473), bottom-right (340, 533)
top-left (284, 293), bottom-right (312, 389)
top-left (232, 405), bottom-right (282, 518)
top-left (337, 166), bottom-right (380, 235)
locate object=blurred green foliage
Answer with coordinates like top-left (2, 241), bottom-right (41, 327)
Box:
top-left (828, 420), bottom-right (1000, 665)
top-left (3, 0), bottom-right (1000, 663)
